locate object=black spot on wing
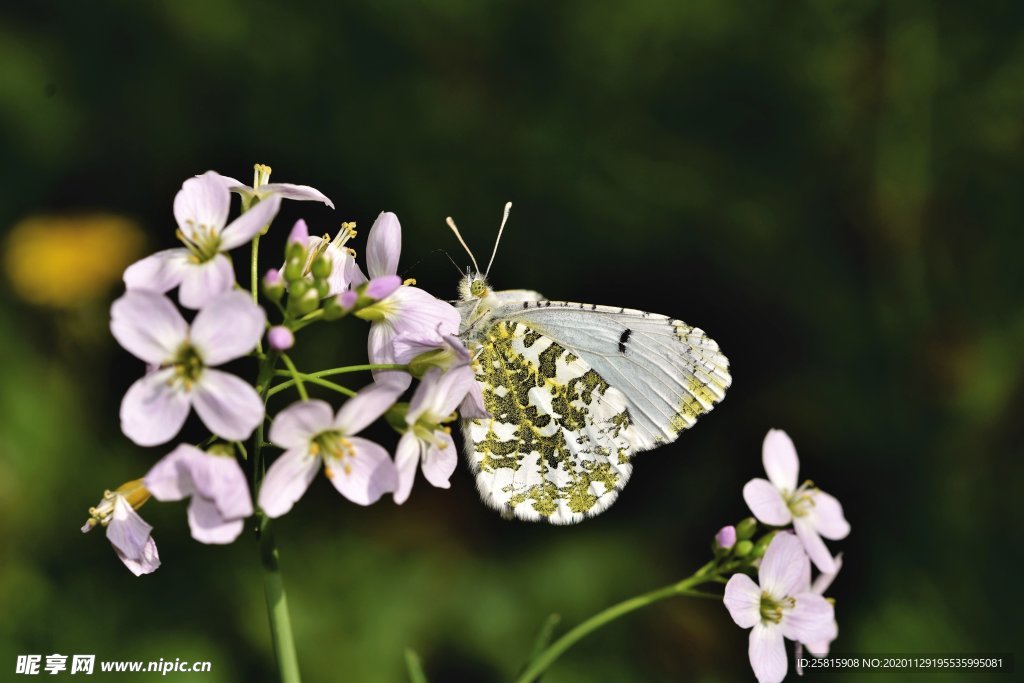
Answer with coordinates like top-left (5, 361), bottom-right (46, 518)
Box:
top-left (618, 328), bottom-right (632, 354)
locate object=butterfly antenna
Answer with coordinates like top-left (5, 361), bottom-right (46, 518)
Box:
top-left (446, 215), bottom-right (481, 273)
top-left (432, 248), bottom-right (466, 277)
top-left (485, 201), bottom-right (512, 277)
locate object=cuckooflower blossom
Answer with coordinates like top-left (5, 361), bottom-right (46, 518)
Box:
top-left (217, 164), bottom-right (335, 209)
top-left (393, 368), bottom-right (474, 504)
top-left (81, 479), bottom-right (160, 576)
top-left (395, 332), bottom-right (487, 419)
top-left (111, 290), bottom-right (265, 446)
top-left (795, 554), bottom-right (842, 675)
top-left (724, 533), bottom-right (834, 683)
top-left (123, 171), bottom-right (282, 309)
top-left (354, 212), bottom-right (460, 388)
top-left (258, 382), bottom-right (404, 516)
top-left (144, 444), bottom-right (253, 544)
top-left (743, 430), bottom-right (850, 573)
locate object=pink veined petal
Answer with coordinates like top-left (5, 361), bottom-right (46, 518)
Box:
top-left (219, 194), bottom-right (282, 250)
top-left (123, 248), bottom-right (190, 293)
top-left (120, 369), bottom-right (192, 447)
top-left (762, 429), bottom-right (799, 492)
top-left (811, 554), bottom-right (843, 595)
top-left (117, 536), bottom-right (161, 576)
top-left (107, 496), bottom-right (155, 565)
top-left (192, 369), bottom-right (264, 441)
top-left (749, 623), bottom-right (788, 683)
top-left (110, 291), bottom-right (188, 364)
top-left (322, 243), bottom-right (358, 295)
top-left (383, 286), bottom-right (460, 338)
top-left (144, 443), bottom-right (202, 501)
top-left (174, 172), bottom-right (230, 237)
top-left (333, 381), bottom-right (405, 435)
top-left (366, 211), bottom-right (401, 278)
top-left (186, 450), bottom-right (253, 520)
top-left (392, 432), bottom-right (421, 504)
top-left (723, 573), bottom-right (762, 629)
top-left (780, 592), bottom-right (835, 644)
top-left (367, 323), bottom-right (413, 390)
top-left (178, 254), bottom-right (235, 310)
top-left (269, 400), bottom-right (334, 449)
top-left (794, 517), bottom-right (838, 575)
top-left (260, 182), bottom-right (335, 208)
top-left (187, 495), bottom-right (245, 544)
top-left (758, 532), bottom-right (810, 599)
top-left (258, 448), bottom-right (321, 517)
top-left (345, 252), bottom-right (367, 288)
top-left (189, 290), bottom-right (266, 365)
top-left (743, 478), bottom-right (792, 527)
top-left (421, 431), bottom-right (457, 489)
top-left (808, 490), bottom-right (850, 541)
top-left (364, 274), bottom-right (402, 301)
top-left (324, 436), bottom-right (397, 505)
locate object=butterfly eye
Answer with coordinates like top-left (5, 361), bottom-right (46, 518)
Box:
top-left (470, 279), bottom-right (488, 297)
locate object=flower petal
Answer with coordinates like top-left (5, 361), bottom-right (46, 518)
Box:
top-left (261, 182), bottom-right (334, 208)
top-left (117, 537), bottom-right (160, 576)
top-left (192, 369), bottom-right (264, 441)
top-left (219, 194), bottom-right (282, 250)
top-left (123, 248), bottom-right (190, 293)
top-left (367, 323), bottom-right (413, 390)
top-left (723, 573), bottom-right (761, 629)
top-left (187, 495), bottom-right (245, 544)
top-left (392, 432), bottom-right (420, 504)
top-left (758, 532), bottom-right (810, 599)
top-left (187, 451), bottom-right (253, 520)
top-left (382, 286), bottom-right (460, 338)
top-left (178, 254), bottom-right (235, 310)
top-left (144, 443), bottom-right (200, 501)
top-left (107, 496), bottom-right (158, 576)
top-left (258, 448), bottom-right (320, 517)
top-left (749, 623), bottom-right (788, 683)
top-left (189, 290), bottom-right (266, 365)
top-left (120, 369), bottom-right (191, 446)
top-left (110, 291), bottom-right (188, 364)
top-left (364, 274), bottom-right (402, 301)
top-left (808, 490), bottom-right (850, 541)
top-left (174, 172), bottom-right (230, 236)
top-left (794, 518), bottom-right (837, 574)
top-left (781, 592), bottom-right (834, 644)
top-left (421, 432), bottom-right (457, 488)
top-left (269, 399), bottom-right (335, 449)
top-left (324, 436), bottom-right (397, 505)
top-left (743, 478), bottom-right (792, 527)
top-left (459, 381), bottom-right (490, 420)
top-left (763, 429), bottom-right (799, 492)
top-left (366, 211), bottom-right (401, 278)
top-left (803, 620), bottom-right (838, 656)
top-left (811, 554), bottom-right (842, 595)
top-left (333, 381), bottom-right (405, 435)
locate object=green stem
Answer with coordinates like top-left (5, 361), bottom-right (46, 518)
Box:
top-left (280, 354), bottom-right (309, 401)
top-left (260, 516), bottom-right (302, 683)
top-left (266, 364), bottom-right (409, 400)
top-left (512, 570), bottom-right (718, 683)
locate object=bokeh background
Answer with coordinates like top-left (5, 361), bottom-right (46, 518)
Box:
top-left (2, 1), bottom-right (1021, 681)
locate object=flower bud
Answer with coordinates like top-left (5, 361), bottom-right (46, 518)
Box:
top-left (314, 278), bottom-right (331, 299)
top-left (287, 218), bottom-right (310, 246)
top-left (733, 539), bottom-right (754, 558)
top-left (715, 525), bottom-right (737, 551)
top-left (262, 269), bottom-right (284, 302)
top-left (283, 256), bottom-right (305, 282)
top-left (295, 289), bottom-right (320, 315)
top-left (289, 278), bottom-right (311, 298)
top-left (322, 296), bottom-right (347, 320)
top-left (311, 253), bottom-right (333, 279)
top-left (751, 530), bottom-right (777, 559)
top-left (268, 326), bottom-right (295, 351)
top-left (339, 289), bottom-right (358, 311)
top-left (736, 517), bottom-right (758, 540)
top-left (364, 275), bottom-right (401, 301)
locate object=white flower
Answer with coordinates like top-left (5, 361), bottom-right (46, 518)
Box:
top-left (795, 555), bottom-right (842, 675)
top-left (81, 480), bottom-right (160, 576)
top-left (743, 430), bottom-right (850, 573)
top-left (724, 533), bottom-right (834, 683)
top-left (124, 171), bottom-right (282, 309)
top-left (110, 290), bottom-right (265, 446)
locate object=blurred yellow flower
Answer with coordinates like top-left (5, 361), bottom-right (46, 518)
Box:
top-left (4, 213), bottom-right (146, 308)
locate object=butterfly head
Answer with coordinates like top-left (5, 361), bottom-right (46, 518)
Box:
top-left (458, 271), bottom-right (491, 302)
top-left (446, 202), bottom-right (512, 303)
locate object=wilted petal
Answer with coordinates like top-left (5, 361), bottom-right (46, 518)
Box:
top-left (190, 290), bottom-right (266, 365)
top-left (192, 369), bottom-right (264, 440)
top-left (758, 533), bottom-right (810, 599)
top-left (118, 536), bottom-right (160, 576)
top-left (179, 254), bottom-right (235, 310)
top-left (333, 381), bottom-right (405, 435)
top-left (808, 490), bottom-right (850, 540)
top-left (392, 432), bottom-right (420, 504)
top-left (743, 478), bottom-right (792, 527)
top-left (187, 495), bottom-right (245, 544)
top-left (421, 432), bottom-right (457, 488)
top-left (794, 518), bottom-right (837, 574)
top-left (366, 211), bottom-right (401, 278)
top-left (324, 436), bottom-right (396, 505)
top-left (174, 172), bottom-right (230, 236)
top-left (258, 448), bottom-right (320, 517)
top-left (110, 291), bottom-right (188, 364)
top-left (749, 623), bottom-right (788, 683)
top-left (107, 496), bottom-right (159, 576)
top-left (123, 248), bottom-right (190, 293)
top-left (218, 193), bottom-right (282, 250)
top-left (724, 573), bottom-right (762, 628)
top-left (781, 593), bottom-right (834, 644)
top-left (270, 400), bottom-right (334, 449)
top-left (763, 429), bottom-right (799, 492)
top-left (120, 369), bottom-right (191, 446)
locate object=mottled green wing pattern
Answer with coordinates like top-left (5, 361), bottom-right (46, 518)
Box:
top-left (463, 320), bottom-right (642, 524)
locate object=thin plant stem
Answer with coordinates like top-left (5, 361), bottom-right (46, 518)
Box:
top-left (269, 374), bottom-right (356, 399)
top-left (260, 515), bottom-right (302, 683)
top-left (280, 354), bottom-right (309, 401)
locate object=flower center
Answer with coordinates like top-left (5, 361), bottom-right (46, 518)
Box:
top-left (311, 431), bottom-right (356, 477)
top-left (759, 592), bottom-right (795, 624)
top-left (82, 479), bottom-right (150, 531)
top-left (786, 481), bottom-right (817, 518)
top-left (177, 221), bottom-right (222, 263)
top-left (172, 342), bottom-right (205, 390)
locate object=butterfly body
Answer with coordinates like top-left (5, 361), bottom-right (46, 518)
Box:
top-left (456, 273), bottom-right (731, 524)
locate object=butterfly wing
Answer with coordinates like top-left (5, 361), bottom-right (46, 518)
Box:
top-left (463, 319), bottom-right (642, 524)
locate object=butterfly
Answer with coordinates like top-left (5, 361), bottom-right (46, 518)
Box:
top-left (448, 204), bottom-right (731, 524)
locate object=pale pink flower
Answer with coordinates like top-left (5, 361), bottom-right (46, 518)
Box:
top-left (743, 430), bottom-right (850, 573)
top-left (110, 290), bottom-right (265, 446)
top-left (795, 555), bottom-right (842, 675)
top-left (258, 382), bottom-right (404, 516)
top-left (394, 333), bottom-right (487, 419)
top-left (144, 444), bottom-right (253, 544)
top-left (393, 368), bottom-right (474, 504)
top-left (724, 533), bottom-right (834, 683)
top-left (81, 480), bottom-right (160, 576)
top-left (123, 171), bottom-right (282, 309)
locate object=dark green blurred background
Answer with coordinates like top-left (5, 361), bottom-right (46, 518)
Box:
top-left (2, 1), bottom-right (1021, 681)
